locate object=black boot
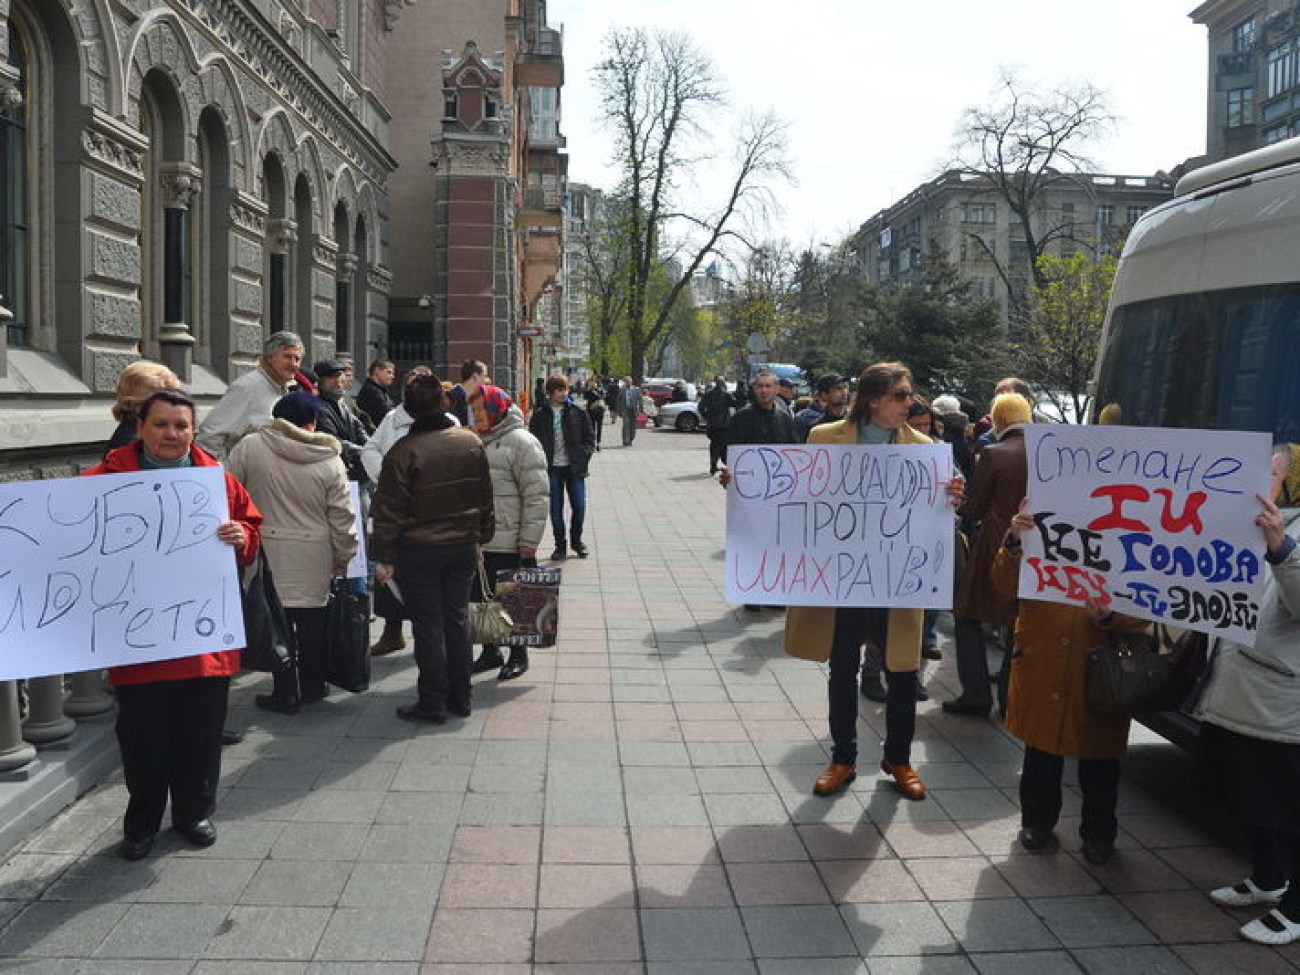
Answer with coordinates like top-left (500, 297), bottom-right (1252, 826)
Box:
top-left (499, 647), bottom-right (530, 681)
top-left (473, 646), bottom-right (506, 674)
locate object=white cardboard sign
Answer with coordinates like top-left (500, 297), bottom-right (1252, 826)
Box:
top-left (725, 442), bottom-right (956, 608)
top-left (0, 467), bottom-right (247, 680)
top-left (346, 482), bottom-right (368, 580)
top-left (1020, 425), bottom-right (1273, 645)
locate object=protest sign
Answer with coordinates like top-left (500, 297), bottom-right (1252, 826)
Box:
top-left (1020, 425), bottom-right (1273, 645)
top-left (346, 482), bottom-right (368, 580)
top-left (0, 467), bottom-right (246, 680)
top-left (495, 566), bottom-right (561, 647)
top-left (725, 443), bottom-right (956, 608)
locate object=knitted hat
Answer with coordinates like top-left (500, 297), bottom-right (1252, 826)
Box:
top-left (272, 391), bottom-right (323, 427)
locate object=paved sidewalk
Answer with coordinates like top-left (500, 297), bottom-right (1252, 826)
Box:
top-left (0, 427), bottom-right (1289, 973)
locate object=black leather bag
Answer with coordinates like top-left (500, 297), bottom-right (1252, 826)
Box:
top-left (1086, 633), bottom-right (1172, 716)
top-left (241, 552), bottom-right (295, 675)
top-left (324, 578), bottom-right (371, 693)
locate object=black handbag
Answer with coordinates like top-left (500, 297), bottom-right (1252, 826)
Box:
top-left (241, 551), bottom-right (295, 674)
top-left (1086, 632), bottom-right (1172, 716)
top-left (324, 578), bottom-right (371, 693)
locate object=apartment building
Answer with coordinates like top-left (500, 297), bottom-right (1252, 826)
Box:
top-left (1191, 0), bottom-right (1300, 159)
top-left (851, 170), bottom-right (1174, 323)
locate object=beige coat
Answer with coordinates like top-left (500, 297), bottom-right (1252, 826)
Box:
top-left (226, 419), bottom-right (358, 608)
top-left (782, 419), bottom-right (932, 671)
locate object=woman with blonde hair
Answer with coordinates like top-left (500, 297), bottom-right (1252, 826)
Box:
top-left (107, 361), bottom-right (180, 453)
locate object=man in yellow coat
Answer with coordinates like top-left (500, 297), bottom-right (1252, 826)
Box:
top-left (784, 362), bottom-right (962, 801)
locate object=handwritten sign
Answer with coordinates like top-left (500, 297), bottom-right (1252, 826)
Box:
top-left (725, 443), bottom-right (956, 608)
top-left (1021, 425), bottom-right (1273, 644)
top-left (0, 467), bottom-right (246, 680)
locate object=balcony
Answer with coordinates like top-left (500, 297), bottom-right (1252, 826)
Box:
top-left (516, 28), bottom-right (564, 88)
top-left (522, 228), bottom-right (562, 306)
top-left (519, 174), bottom-right (564, 229)
top-left (1218, 52), bottom-right (1255, 76)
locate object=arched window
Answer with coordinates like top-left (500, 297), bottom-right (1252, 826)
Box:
top-left (195, 108), bottom-right (232, 374)
top-left (261, 155), bottom-right (288, 333)
top-left (293, 174), bottom-right (312, 351)
top-left (333, 201), bottom-right (351, 358)
top-left (1, 21), bottom-right (30, 347)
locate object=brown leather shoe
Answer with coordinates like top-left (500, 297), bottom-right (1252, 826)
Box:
top-left (813, 763), bottom-right (857, 796)
top-left (880, 759), bottom-right (927, 800)
top-left (369, 628), bottom-right (406, 657)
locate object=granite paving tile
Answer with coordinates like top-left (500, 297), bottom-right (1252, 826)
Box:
top-left (0, 901), bottom-right (129, 957)
top-left (636, 864), bottom-right (735, 908)
top-left (1070, 945), bottom-right (1195, 974)
top-left (94, 903), bottom-right (229, 959)
top-left (533, 908), bottom-right (641, 963)
top-left (424, 908), bottom-right (534, 964)
top-left (839, 901), bottom-right (960, 956)
top-left (740, 904), bottom-right (856, 958)
top-left (1029, 894), bottom-right (1157, 948)
top-left (641, 907), bottom-right (751, 962)
top-left (727, 861), bottom-right (830, 905)
top-left (932, 898), bottom-right (1060, 953)
top-left (203, 906), bottom-right (332, 960)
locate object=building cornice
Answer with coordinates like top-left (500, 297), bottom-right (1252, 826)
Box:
top-left (174, 0), bottom-right (399, 183)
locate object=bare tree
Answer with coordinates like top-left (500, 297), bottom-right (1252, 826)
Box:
top-left (594, 27), bottom-right (791, 383)
top-left (954, 72), bottom-right (1115, 312)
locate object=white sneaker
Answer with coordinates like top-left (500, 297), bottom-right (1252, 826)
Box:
top-left (1209, 878), bottom-right (1288, 907)
top-left (1240, 909), bottom-right (1300, 946)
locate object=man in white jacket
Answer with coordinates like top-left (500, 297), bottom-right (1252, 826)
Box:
top-left (196, 331), bottom-right (304, 458)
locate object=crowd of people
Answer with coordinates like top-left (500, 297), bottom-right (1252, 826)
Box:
top-left (90, 342), bottom-right (1300, 947)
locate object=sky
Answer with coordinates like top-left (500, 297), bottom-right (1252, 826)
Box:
top-left (552, 0), bottom-right (1208, 251)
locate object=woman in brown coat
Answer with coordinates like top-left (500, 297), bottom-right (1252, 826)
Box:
top-left (994, 500), bottom-right (1150, 864)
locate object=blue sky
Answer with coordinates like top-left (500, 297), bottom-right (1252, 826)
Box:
top-left (554, 0), bottom-right (1207, 250)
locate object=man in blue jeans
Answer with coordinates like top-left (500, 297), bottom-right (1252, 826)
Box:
top-left (529, 376), bottom-right (596, 560)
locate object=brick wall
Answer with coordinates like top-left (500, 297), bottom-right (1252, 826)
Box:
top-left (364, 0), bottom-right (387, 101)
top-left (313, 0), bottom-right (339, 30)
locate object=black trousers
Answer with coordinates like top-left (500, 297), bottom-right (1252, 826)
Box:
top-left (707, 431), bottom-right (728, 472)
top-left (1019, 745), bottom-right (1120, 845)
top-left (115, 677), bottom-right (230, 840)
top-left (952, 617), bottom-right (994, 709)
top-left (828, 607), bottom-right (918, 767)
top-left (397, 543), bottom-right (477, 714)
top-left (272, 606), bottom-right (328, 702)
top-left (589, 409), bottom-right (605, 445)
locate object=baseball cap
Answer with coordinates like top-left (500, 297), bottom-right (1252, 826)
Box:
top-left (815, 373), bottom-right (846, 394)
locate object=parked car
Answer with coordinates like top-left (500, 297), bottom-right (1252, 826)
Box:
top-left (654, 400), bottom-right (705, 433)
top-left (643, 378), bottom-right (698, 407)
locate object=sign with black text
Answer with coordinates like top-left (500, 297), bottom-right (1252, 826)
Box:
top-left (495, 566), bottom-right (561, 647)
top-left (0, 468), bottom-right (245, 679)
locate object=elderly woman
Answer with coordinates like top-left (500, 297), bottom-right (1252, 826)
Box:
top-left (84, 390), bottom-right (262, 860)
top-left (996, 500), bottom-right (1151, 865)
top-left (1193, 444), bottom-right (1300, 944)
top-left (226, 392), bottom-right (357, 713)
top-left (372, 375), bottom-right (495, 723)
top-left (106, 360), bottom-right (180, 454)
top-left (468, 386), bottom-right (549, 681)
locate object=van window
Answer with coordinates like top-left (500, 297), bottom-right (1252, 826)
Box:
top-left (1094, 285), bottom-right (1300, 441)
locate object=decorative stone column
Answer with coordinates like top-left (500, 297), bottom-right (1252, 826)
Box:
top-left (335, 250), bottom-right (358, 358)
top-left (0, 681), bottom-right (36, 774)
top-left (65, 670), bottom-right (115, 718)
top-left (265, 218), bottom-right (298, 333)
top-left (158, 162), bottom-right (203, 382)
top-left (22, 676), bottom-right (75, 745)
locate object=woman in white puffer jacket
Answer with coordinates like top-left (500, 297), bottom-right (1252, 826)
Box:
top-left (468, 387), bottom-right (549, 680)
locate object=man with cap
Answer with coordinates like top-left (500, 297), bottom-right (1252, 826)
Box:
top-left (794, 373), bottom-right (850, 443)
top-left (313, 359), bottom-right (370, 482)
top-left (776, 377), bottom-right (797, 413)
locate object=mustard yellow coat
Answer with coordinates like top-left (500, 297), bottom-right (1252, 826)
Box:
top-left (782, 419), bottom-right (932, 672)
top-left (992, 544), bottom-right (1149, 759)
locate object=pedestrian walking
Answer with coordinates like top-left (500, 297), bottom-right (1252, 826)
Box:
top-left (699, 376), bottom-right (738, 474)
top-left (85, 390), bottom-right (263, 860)
top-left (618, 376), bottom-right (641, 446)
top-left (530, 375), bottom-right (596, 560)
top-left (581, 376), bottom-right (607, 450)
top-left (372, 375), bottom-right (495, 724)
top-left (225, 391), bottom-right (358, 715)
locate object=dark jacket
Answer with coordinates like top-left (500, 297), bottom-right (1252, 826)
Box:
top-left (727, 401), bottom-right (797, 447)
top-left (316, 388), bottom-right (370, 480)
top-left (699, 384), bottom-right (738, 430)
top-left (356, 377), bottom-right (394, 428)
top-left (954, 426), bottom-right (1028, 627)
top-left (370, 416), bottom-right (495, 561)
top-left (529, 401), bottom-right (596, 478)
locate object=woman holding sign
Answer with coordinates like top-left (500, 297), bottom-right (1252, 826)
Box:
top-left (995, 499), bottom-right (1151, 865)
top-left (786, 362), bottom-right (964, 803)
top-left (85, 389), bottom-right (263, 860)
top-left (1192, 444), bottom-right (1300, 945)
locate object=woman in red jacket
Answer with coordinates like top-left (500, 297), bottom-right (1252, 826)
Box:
top-left (84, 389), bottom-right (262, 860)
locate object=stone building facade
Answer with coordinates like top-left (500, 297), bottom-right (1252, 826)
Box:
top-left (384, 0), bottom-right (565, 402)
top-left (0, 0), bottom-right (404, 480)
top-left (851, 169), bottom-right (1175, 325)
top-left (1191, 0), bottom-right (1300, 160)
